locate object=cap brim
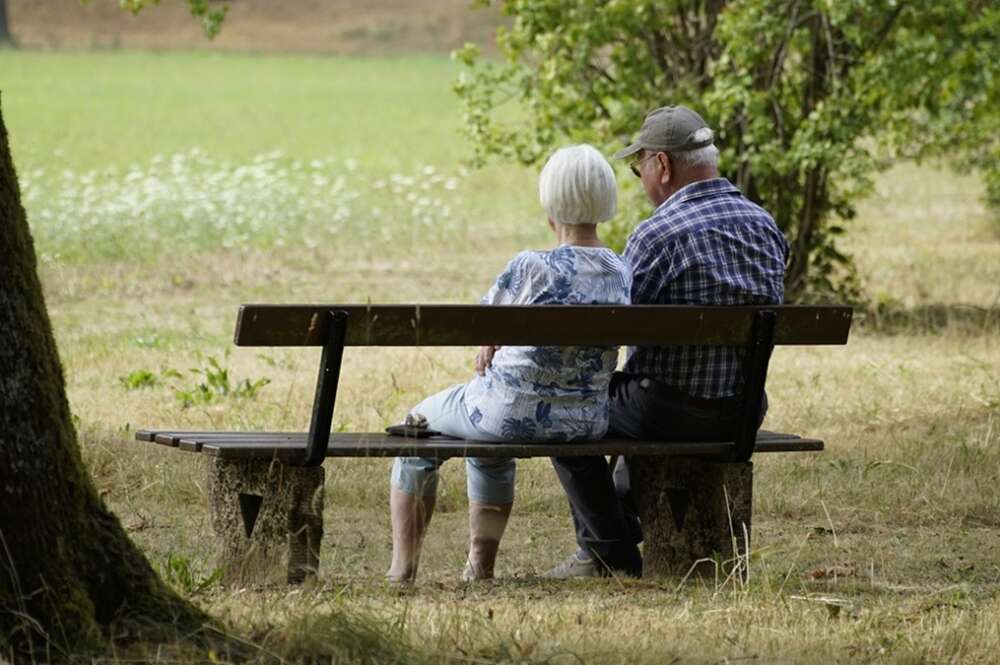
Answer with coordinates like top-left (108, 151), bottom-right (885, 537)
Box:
top-left (612, 143), bottom-right (643, 160)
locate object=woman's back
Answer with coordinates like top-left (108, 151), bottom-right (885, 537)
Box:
top-left (464, 244), bottom-right (631, 441)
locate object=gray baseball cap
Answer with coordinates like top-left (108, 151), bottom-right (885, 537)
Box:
top-left (612, 105), bottom-right (714, 159)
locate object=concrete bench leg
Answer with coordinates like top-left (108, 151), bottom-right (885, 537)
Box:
top-left (631, 457), bottom-right (753, 579)
top-left (207, 458), bottom-right (325, 585)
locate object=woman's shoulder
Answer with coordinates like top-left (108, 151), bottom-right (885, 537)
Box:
top-left (502, 249), bottom-right (548, 275)
top-left (506, 245), bottom-right (628, 278)
top-left (537, 244), bottom-right (625, 263)
top-left (574, 248), bottom-right (632, 302)
top-left (491, 251), bottom-right (548, 297)
top-left (568, 246), bottom-right (629, 272)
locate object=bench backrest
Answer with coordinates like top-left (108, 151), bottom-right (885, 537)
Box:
top-left (233, 304), bottom-right (853, 466)
top-left (234, 304), bottom-right (852, 347)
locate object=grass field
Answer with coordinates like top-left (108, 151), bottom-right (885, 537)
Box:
top-left (2, 50), bottom-right (1000, 664)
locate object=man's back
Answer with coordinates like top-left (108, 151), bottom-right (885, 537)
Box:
top-left (547, 105), bottom-right (788, 579)
top-left (623, 177), bottom-right (787, 399)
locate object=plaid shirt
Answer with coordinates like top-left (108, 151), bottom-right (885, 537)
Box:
top-left (623, 177), bottom-right (788, 399)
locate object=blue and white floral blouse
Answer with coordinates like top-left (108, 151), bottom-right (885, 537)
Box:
top-left (463, 244), bottom-right (631, 441)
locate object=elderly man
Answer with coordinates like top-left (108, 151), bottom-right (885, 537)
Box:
top-left (546, 105), bottom-right (789, 578)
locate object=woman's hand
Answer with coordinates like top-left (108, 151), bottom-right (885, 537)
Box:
top-left (475, 345), bottom-right (501, 376)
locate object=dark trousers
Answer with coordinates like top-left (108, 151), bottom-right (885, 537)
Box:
top-left (550, 373), bottom-right (748, 575)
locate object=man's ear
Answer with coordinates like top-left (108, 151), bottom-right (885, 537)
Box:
top-left (658, 153), bottom-right (672, 186)
top-left (548, 217), bottom-right (557, 232)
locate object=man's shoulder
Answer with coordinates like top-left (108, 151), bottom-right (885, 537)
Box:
top-left (626, 180), bottom-right (786, 267)
top-left (676, 179), bottom-right (773, 221)
top-left (650, 180), bottom-right (778, 234)
top-left (628, 202), bottom-right (712, 252)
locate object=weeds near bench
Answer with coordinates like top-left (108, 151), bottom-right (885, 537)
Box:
top-left (118, 368), bottom-right (159, 390)
top-left (159, 552), bottom-right (223, 595)
top-left (173, 352), bottom-right (271, 409)
top-left (118, 354), bottom-right (271, 408)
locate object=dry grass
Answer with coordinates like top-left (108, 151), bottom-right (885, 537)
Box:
top-left (848, 162), bottom-right (1000, 310)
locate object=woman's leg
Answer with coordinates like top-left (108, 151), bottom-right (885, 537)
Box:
top-left (392, 383), bottom-right (516, 580)
top-left (464, 456), bottom-right (515, 580)
top-left (387, 384), bottom-right (480, 582)
top-left (411, 384), bottom-right (516, 580)
top-left (388, 457), bottom-right (440, 582)
top-left (409, 383), bottom-right (504, 440)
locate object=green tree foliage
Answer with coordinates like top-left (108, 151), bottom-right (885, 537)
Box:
top-left (117, 0), bottom-right (228, 38)
top-left (885, 4), bottom-right (1000, 213)
top-left (454, 0), bottom-right (1000, 301)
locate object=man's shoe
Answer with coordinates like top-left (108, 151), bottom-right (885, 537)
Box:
top-left (542, 550), bottom-right (599, 579)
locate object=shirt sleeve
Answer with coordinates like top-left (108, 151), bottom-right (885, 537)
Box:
top-left (625, 233), bottom-right (665, 305)
top-left (481, 252), bottom-right (542, 305)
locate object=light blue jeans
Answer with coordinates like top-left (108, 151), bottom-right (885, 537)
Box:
top-left (390, 383), bottom-right (515, 505)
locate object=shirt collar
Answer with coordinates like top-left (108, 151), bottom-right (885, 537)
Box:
top-left (653, 177), bottom-right (740, 215)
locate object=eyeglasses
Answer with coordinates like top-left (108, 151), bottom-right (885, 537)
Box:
top-left (629, 151), bottom-right (659, 178)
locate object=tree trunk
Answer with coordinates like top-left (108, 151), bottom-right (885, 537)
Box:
top-left (784, 15), bottom-right (832, 299)
top-left (0, 0), bottom-right (10, 46)
top-left (0, 96), bottom-right (206, 660)
top-left (785, 164), bottom-right (826, 298)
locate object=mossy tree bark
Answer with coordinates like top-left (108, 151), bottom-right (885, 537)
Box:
top-left (0, 96), bottom-right (207, 659)
top-left (0, 1), bottom-right (10, 46)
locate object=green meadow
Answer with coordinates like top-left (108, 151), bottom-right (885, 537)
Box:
top-left (3, 50), bottom-right (471, 165)
top-left (2, 49), bottom-right (999, 663)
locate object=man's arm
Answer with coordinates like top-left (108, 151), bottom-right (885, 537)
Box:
top-left (624, 232), bottom-right (673, 305)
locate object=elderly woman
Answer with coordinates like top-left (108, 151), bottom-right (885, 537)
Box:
top-left (387, 144), bottom-right (630, 583)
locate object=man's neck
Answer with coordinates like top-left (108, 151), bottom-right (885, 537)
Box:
top-left (660, 167), bottom-right (720, 205)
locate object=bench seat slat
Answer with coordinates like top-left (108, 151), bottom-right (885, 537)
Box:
top-left (136, 430), bottom-right (822, 460)
top-left (175, 436), bottom-right (303, 452)
top-left (136, 431), bottom-right (302, 448)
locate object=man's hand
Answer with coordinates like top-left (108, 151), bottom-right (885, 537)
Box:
top-left (475, 345), bottom-right (501, 376)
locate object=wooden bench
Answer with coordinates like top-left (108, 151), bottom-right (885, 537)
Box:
top-left (136, 303), bottom-right (852, 583)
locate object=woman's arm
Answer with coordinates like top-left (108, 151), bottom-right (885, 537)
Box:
top-left (473, 252), bottom-right (539, 374)
top-left (475, 345), bottom-right (498, 376)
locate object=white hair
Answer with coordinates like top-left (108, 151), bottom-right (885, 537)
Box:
top-left (539, 144), bottom-right (617, 225)
top-left (671, 128), bottom-right (719, 169)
